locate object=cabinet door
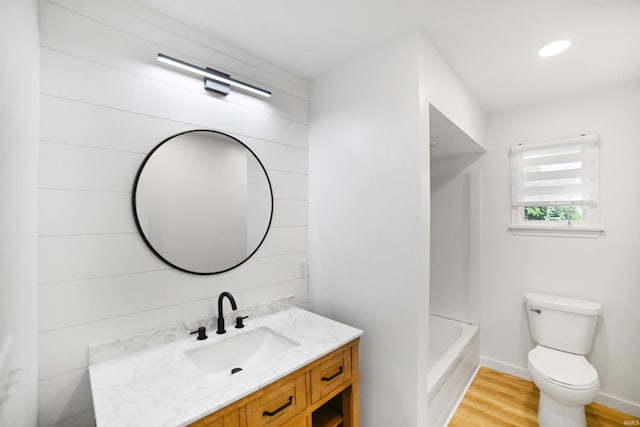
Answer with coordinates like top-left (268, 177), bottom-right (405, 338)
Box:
top-left (189, 408), bottom-right (242, 427)
top-left (247, 374), bottom-right (306, 426)
top-left (310, 347), bottom-right (352, 403)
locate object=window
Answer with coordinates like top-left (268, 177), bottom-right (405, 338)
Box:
top-left (510, 134), bottom-right (603, 235)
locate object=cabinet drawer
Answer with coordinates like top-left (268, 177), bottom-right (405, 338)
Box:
top-left (310, 347), bottom-right (352, 402)
top-left (247, 374), bottom-right (306, 426)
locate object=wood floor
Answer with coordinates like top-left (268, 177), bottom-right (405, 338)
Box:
top-left (448, 367), bottom-right (640, 427)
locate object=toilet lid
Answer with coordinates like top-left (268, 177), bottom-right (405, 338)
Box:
top-left (528, 346), bottom-right (599, 390)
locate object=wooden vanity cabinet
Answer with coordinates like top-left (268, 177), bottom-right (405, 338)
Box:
top-left (189, 339), bottom-right (359, 427)
top-left (246, 372), bottom-right (307, 426)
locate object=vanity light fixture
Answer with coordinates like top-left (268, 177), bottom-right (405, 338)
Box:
top-left (538, 39), bottom-right (571, 57)
top-left (157, 53), bottom-right (272, 98)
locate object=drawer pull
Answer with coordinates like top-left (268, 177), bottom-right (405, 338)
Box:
top-left (321, 366), bottom-right (343, 382)
top-left (262, 395), bottom-right (293, 417)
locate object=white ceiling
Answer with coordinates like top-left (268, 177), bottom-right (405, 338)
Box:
top-left (136, 0), bottom-right (640, 112)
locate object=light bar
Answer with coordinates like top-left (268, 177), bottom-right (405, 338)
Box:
top-left (157, 53), bottom-right (272, 98)
top-left (538, 40), bottom-right (571, 57)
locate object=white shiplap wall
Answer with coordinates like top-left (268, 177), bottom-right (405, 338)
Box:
top-left (39, 1), bottom-right (309, 426)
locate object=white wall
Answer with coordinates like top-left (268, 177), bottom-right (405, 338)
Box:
top-left (469, 82), bottom-right (640, 416)
top-left (38, 1), bottom-right (310, 425)
top-left (429, 102), bottom-right (485, 326)
top-left (430, 172), bottom-right (481, 324)
top-left (309, 28), bottom-right (485, 426)
top-left (423, 35), bottom-right (487, 327)
top-left (309, 30), bottom-right (430, 427)
top-left (0, 1), bottom-right (39, 426)
top-left (422, 40), bottom-right (486, 149)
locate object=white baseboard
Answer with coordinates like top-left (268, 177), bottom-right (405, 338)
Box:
top-left (480, 356), bottom-right (640, 418)
top-left (480, 356), bottom-right (531, 380)
top-left (595, 392), bottom-right (640, 418)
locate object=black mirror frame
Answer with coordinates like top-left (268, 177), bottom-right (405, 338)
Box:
top-left (132, 129), bottom-right (274, 275)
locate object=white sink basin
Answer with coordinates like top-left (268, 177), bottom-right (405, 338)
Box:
top-left (185, 327), bottom-right (299, 377)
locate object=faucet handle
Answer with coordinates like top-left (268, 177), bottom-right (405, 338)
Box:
top-left (235, 315), bottom-right (249, 329)
top-left (190, 326), bottom-right (208, 340)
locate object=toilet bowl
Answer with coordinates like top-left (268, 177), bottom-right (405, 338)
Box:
top-left (528, 345), bottom-right (599, 427)
top-left (524, 293), bottom-right (602, 427)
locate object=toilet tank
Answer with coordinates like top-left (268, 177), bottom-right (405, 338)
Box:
top-left (524, 292), bottom-right (601, 355)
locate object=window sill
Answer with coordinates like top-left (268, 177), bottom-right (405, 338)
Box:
top-left (508, 225), bottom-right (604, 238)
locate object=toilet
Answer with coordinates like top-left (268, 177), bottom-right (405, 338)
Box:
top-left (524, 292), bottom-right (602, 427)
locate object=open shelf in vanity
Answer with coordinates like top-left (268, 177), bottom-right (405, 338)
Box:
top-left (311, 394), bottom-right (344, 427)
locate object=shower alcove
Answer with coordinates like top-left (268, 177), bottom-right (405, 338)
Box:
top-left (427, 104), bottom-right (485, 427)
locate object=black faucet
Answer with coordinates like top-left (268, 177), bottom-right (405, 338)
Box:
top-left (190, 326), bottom-right (207, 340)
top-left (216, 291), bottom-right (237, 334)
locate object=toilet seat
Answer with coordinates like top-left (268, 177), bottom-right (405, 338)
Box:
top-left (528, 345), bottom-right (599, 390)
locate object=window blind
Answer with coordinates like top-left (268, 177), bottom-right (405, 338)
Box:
top-left (511, 134), bottom-right (599, 207)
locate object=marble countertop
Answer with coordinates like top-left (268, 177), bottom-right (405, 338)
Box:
top-left (89, 306), bottom-right (363, 427)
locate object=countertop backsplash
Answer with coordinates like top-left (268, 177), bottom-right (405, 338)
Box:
top-left (89, 295), bottom-right (296, 365)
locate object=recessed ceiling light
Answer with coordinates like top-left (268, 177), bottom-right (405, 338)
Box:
top-left (538, 40), bottom-right (571, 57)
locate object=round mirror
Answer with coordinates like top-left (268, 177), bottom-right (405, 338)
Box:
top-left (132, 130), bottom-right (273, 274)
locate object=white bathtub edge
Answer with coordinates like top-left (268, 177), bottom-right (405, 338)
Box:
top-left (428, 321), bottom-right (479, 427)
top-left (428, 324), bottom-right (478, 394)
top-left (440, 364), bottom-right (481, 427)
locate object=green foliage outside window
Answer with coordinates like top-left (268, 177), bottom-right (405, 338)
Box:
top-left (524, 206), bottom-right (582, 221)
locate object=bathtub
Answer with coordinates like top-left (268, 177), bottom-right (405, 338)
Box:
top-left (427, 315), bottom-right (479, 427)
